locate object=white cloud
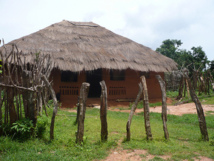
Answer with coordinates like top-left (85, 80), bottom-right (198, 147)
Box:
top-left (0, 0), bottom-right (214, 60)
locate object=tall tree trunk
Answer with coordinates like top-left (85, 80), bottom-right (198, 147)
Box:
top-left (140, 76), bottom-right (153, 140)
top-left (76, 83), bottom-right (90, 144)
top-left (184, 74), bottom-right (209, 141)
top-left (100, 80), bottom-right (108, 141)
top-left (126, 83), bottom-right (143, 141)
top-left (156, 75), bottom-right (169, 140)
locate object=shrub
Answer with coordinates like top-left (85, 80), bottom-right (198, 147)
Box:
top-left (11, 118), bottom-right (34, 140)
top-left (1, 123), bottom-right (11, 136)
top-left (1, 115), bottom-right (48, 141)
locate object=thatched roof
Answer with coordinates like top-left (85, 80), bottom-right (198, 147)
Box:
top-left (1, 20), bottom-right (177, 72)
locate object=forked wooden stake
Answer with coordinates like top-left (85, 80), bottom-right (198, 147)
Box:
top-left (140, 76), bottom-right (153, 140)
top-left (126, 83), bottom-right (143, 141)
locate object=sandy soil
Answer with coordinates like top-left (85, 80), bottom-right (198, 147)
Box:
top-left (103, 149), bottom-right (213, 161)
top-left (109, 103), bottom-right (214, 116)
top-left (63, 98), bottom-right (214, 116)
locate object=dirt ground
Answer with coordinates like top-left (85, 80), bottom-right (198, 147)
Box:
top-left (105, 103), bottom-right (214, 161)
top-left (62, 102), bottom-right (214, 161)
top-left (64, 102), bottom-right (214, 116)
top-left (109, 103), bottom-right (214, 116)
top-left (103, 148), bottom-right (213, 161)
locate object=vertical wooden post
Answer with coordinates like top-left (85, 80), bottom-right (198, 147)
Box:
top-left (76, 82), bottom-right (90, 144)
top-left (183, 78), bottom-right (187, 97)
top-left (0, 87), bottom-right (3, 136)
top-left (28, 91), bottom-right (37, 129)
top-left (75, 97), bottom-right (80, 125)
top-left (5, 90), bottom-right (8, 124)
top-left (22, 71), bottom-right (30, 118)
top-left (140, 76), bottom-right (153, 140)
top-left (193, 70), bottom-right (198, 90)
top-left (185, 79), bottom-right (190, 98)
top-left (184, 73), bottom-right (209, 141)
top-left (126, 83), bottom-right (143, 141)
top-left (177, 76), bottom-right (184, 100)
top-left (156, 75), bottom-right (169, 140)
top-left (7, 88), bottom-right (17, 124)
top-left (18, 92), bottom-right (22, 119)
top-left (14, 89), bottom-right (18, 120)
top-left (100, 80), bottom-right (108, 141)
top-left (41, 92), bottom-right (48, 117)
top-left (38, 91), bottom-right (43, 115)
top-left (205, 74), bottom-right (210, 95)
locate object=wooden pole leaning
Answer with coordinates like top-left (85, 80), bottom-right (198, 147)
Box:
top-left (126, 83), bottom-right (143, 141)
top-left (183, 73), bottom-right (209, 141)
top-left (140, 76), bottom-right (153, 140)
top-left (156, 75), bottom-right (169, 140)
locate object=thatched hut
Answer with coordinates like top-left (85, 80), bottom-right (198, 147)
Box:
top-left (1, 20), bottom-right (177, 107)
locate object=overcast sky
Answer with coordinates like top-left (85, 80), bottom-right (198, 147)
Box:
top-left (1, 0), bottom-right (214, 61)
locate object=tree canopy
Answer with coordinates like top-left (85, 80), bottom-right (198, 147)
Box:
top-left (209, 60), bottom-right (214, 78)
top-left (156, 39), bottom-right (209, 75)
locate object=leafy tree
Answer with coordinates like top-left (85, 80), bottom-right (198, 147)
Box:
top-left (190, 46), bottom-right (208, 71)
top-left (156, 39), bottom-right (182, 60)
top-left (156, 39), bottom-right (193, 69)
top-left (210, 60), bottom-right (214, 78)
top-left (176, 49), bottom-right (193, 68)
top-left (156, 40), bottom-right (208, 74)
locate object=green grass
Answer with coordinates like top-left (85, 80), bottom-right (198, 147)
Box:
top-left (167, 90), bottom-right (214, 105)
top-left (0, 106), bottom-right (214, 160)
top-left (200, 95), bottom-right (214, 105)
top-left (166, 91), bottom-right (179, 98)
top-left (128, 101), bottom-right (162, 110)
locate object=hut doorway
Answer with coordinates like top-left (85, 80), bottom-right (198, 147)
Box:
top-left (86, 69), bottom-right (102, 98)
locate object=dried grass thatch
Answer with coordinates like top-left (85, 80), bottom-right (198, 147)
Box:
top-left (1, 20), bottom-right (177, 72)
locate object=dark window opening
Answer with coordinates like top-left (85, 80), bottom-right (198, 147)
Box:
top-left (110, 70), bottom-right (125, 81)
top-left (140, 72), bottom-right (150, 79)
top-left (86, 69), bottom-right (102, 98)
top-left (61, 71), bottom-right (78, 82)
